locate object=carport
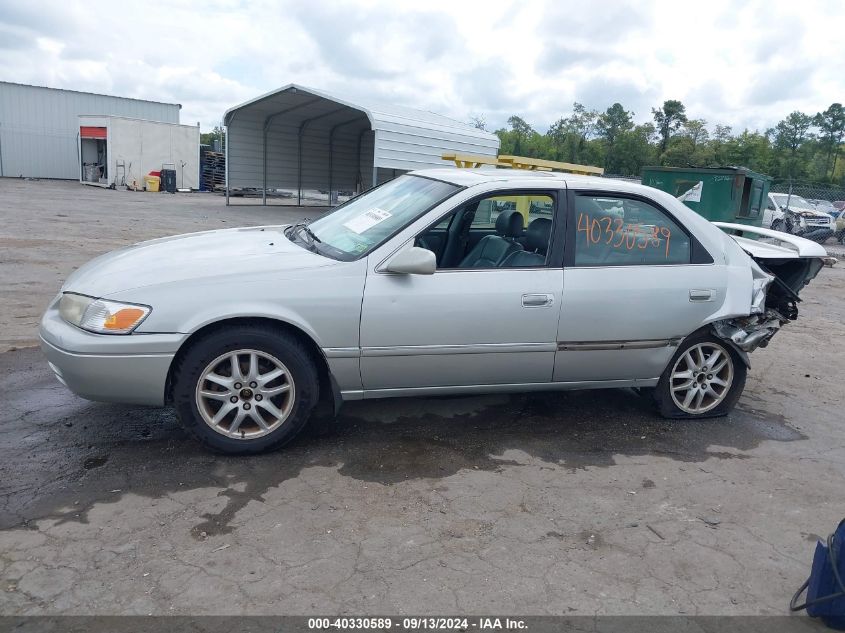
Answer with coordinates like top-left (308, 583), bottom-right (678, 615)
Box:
top-left (223, 84), bottom-right (499, 206)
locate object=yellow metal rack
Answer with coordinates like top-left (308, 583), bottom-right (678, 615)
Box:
top-left (442, 152), bottom-right (604, 176)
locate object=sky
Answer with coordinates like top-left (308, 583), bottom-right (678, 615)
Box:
top-left (1, 0), bottom-right (843, 135)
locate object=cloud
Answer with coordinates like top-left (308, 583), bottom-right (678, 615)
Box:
top-left (575, 76), bottom-right (659, 119)
top-left (745, 63), bottom-right (815, 107)
top-left (0, 25), bottom-right (35, 51)
top-left (0, 0), bottom-right (842, 135)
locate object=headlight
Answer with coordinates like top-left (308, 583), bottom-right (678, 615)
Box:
top-left (59, 293), bottom-right (151, 334)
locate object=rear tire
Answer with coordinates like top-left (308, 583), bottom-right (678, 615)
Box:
top-left (172, 325), bottom-right (319, 454)
top-left (771, 219), bottom-right (784, 233)
top-left (655, 333), bottom-right (746, 419)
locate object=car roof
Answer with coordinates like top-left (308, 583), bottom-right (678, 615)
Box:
top-left (409, 167), bottom-right (656, 195)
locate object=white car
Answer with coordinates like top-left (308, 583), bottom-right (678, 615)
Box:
top-left (764, 193), bottom-right (835, 242)
top-left (40, 169), bottom-right (828, 453)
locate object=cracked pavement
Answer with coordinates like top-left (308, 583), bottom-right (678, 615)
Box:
top-left (1, 179), bottom-right (844, 615)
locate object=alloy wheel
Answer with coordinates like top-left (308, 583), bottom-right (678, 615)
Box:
top-left (195, 349), bottom-right (295, 439)
top-left (669, 342), bottom-right (734, 414)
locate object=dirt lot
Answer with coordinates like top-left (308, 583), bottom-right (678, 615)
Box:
top-left (0, 178), bottom-right (844, 617)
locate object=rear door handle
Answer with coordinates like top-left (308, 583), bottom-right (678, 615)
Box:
top-left (689, 289), bottom-right (712, 302)
top-left (522, 293), bottom-right (554, 308)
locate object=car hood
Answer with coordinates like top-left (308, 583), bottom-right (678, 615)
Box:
top-left (787, 208), bottom-right (832, 218)
top-left (63, 225), bottom-right (334, 297)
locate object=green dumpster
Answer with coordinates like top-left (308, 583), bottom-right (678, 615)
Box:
top-left (641, 166), bottom-right (771, 227)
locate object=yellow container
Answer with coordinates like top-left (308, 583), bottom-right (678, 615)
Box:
top-left (144, 175), bottom-right (160, 192)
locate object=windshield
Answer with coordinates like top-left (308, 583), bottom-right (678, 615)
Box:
top-left (302, 175), bottom-right (460, 260)
top-left (772, 194), bottom-right (815, 211)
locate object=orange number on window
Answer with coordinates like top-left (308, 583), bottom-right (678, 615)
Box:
top-left (649, 226), bottom-right (661, 248)
top-left (590, 218), bottom-right (602, 244)
top-left (660, 226), bottom-right (672, 257)
top-left (637, 225), bottom-right (649, 250)
top-left (577, 213), bottom-right (591, 246)
top-left (600, 216), bottom-right (613, 243)
top-left (625, 225), bottom-right (636, 250)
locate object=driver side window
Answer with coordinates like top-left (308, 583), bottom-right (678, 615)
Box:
top-left (416, 193), bottom-right (556, 270)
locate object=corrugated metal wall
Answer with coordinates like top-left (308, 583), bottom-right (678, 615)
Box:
top-left (0, 82), bottom-right (180, 179)
top-left (370, 107), bottom-right (499, 173)
top-left (227, 105), bottom-right (373, 199)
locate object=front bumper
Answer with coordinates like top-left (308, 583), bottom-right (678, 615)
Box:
top-left (798, 227), bottom-right (834, 242)
top-left (40, 297), bottom-right (184, 406)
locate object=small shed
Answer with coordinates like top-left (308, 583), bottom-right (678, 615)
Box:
top-left (223, 84), bottom-right (500, 206)
top-left (641, 166), bottom-right (771, 227)
top-left (78, 115), bottom-right (200, 190)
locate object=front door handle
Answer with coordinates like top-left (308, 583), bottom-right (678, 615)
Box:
top-left (522, 293), bottom-right (554, 308)
top-left (689, 289), bottom-right (712, 302)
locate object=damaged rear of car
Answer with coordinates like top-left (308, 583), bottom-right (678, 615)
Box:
top-left (711, 222), bottom-right (828, 358)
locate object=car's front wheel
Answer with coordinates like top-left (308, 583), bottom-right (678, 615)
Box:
top-left (655, 334), bottom-right (746, 419)
top-left (172, 325), bottom-right (319, 454)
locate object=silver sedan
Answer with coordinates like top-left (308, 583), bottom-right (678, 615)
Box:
top-left (40, 169), bottom-right (827, 453)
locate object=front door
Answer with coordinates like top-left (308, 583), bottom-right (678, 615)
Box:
top-left (359, 190), bottom-right (565, 392)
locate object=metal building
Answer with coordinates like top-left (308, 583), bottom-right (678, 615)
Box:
top-left (224, 84), bottom-right (500, 205)
top-left (0, 81), bottom-right (181, 179)
top-left (77, 115), bottom-right (200, 190)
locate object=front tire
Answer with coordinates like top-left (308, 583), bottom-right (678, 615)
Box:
top-left (172, 325), bottom-right (319, 454)
top-left (655, 334), bottom-right (746, 419)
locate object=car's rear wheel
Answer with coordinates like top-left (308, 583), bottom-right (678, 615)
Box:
top-left (771, 219), bottom-right (784, 233)
top-left (655, 334), bottom-right (746, 419)
top-left (172, 325), bottom-right (319, 454)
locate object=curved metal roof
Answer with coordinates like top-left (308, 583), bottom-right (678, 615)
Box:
top-left (224, 83), bottom-right (497, 144)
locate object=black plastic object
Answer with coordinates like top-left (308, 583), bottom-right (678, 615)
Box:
top-left (160, 169), bottom-right (177, 193)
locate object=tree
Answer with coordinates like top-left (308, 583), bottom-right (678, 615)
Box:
top-left (200, 125), bottom-right (225, 148)
top-left (652, 100), bottom-right (688, 154)
top-left (614, 124), bottom-right (658, 176)
top-left (487, 102), bottom-right (833, 181)
top-left (813, 103), bottom-right (845, 180)
top-left (545, 103), bottom-right (598, 163)
top-left (774, 111), bottom-right (814, 179)
top-left (546, 117), bottom-right (570, 160)
top-left (469, 114), bottom-right (488, 131)
top-left (683, 119), bottom-right (709, 148)
top-left (506, 115), bottom-right (535, 155)
top-left (713, 124), bottom-right (733, 143)
top-left (710, 124), bottom-right (733, 165)
top-left (723, 130), bottom-right (773, 174)
top-left (596, 103), bottom-right (634, 171)
top-left (661, 136), bottom-right (697, 167)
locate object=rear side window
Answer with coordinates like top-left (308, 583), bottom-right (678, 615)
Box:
top-left (473, 194), bottom-right (554, 228)
top-left (573, 195), bottom-right (691, 266)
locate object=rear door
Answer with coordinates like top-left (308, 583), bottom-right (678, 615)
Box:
top-left (554, 190), bottom-right (725, 383)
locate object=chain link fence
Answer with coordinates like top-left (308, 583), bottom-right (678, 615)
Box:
top-left (769, 181), bottom-right (845, 205)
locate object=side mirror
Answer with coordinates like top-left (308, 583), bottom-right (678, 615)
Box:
top-left (384, 247), bottom-right (436, 275)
